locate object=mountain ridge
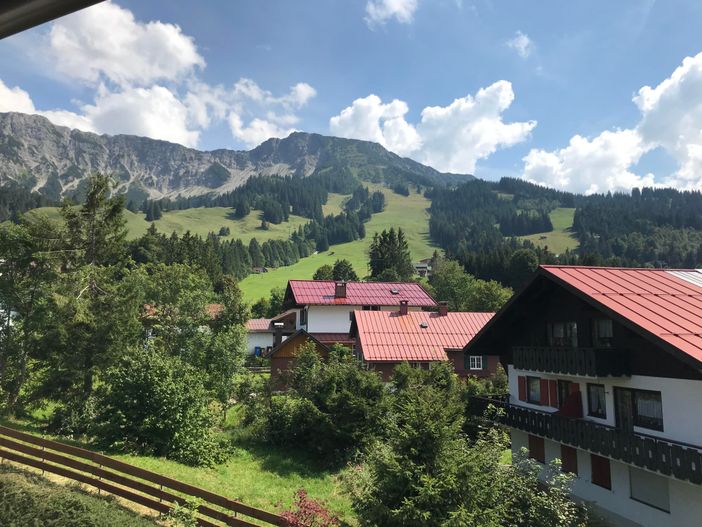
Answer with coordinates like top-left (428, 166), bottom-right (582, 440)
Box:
top-left (0, 112), bottom-right (472, 202)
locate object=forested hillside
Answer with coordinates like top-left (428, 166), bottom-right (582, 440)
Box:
top-left (428, 177), bottom-right (702, 288)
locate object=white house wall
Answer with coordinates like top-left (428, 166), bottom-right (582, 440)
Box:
top-left (507, 365), bottom-right (702, 527)
top-left (246, 332), bottom-right (274, 355)
top-left (511, 429), bottom-right (702, 527)
top-left (507, 365), bottom-right (702, 446)
top-left (304, 305), bottom-right (423, 333)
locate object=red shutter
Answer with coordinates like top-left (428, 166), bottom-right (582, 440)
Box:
top-left (561, 445), bottom-right (578, 475)
top-left (517, 376), bottom-right (527, 401)
top-left (549, 380), bottom-right (558, 407)
top-left (570, 382), bottom-right (580, 394)
top-left (540, 379), bottom-right (549, 406)
top-left (591, 454), bottom-right (611, 489)
top-left (528, 434), bottom-right (545, 463)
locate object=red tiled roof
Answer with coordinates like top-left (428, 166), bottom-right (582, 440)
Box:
top-left (353, 310), bottom-right (494, 362)
top-left (310, 333), bottom-right (355, 345)
top-left (541, 266), bottom-right (702, 363)
top-left (287, 280), bottom-right (437, 307)
top-left (246, 318), bottom-right (272, 332)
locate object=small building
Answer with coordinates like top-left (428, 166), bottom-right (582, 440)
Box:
top-left (245, 309), bottom-right (297, 356)
top-left (350, 301), bottom-right (495, 380)
top-left (252, 266), bottom-right (269, 274)
top-left (414, 257), bottom-right (434, 278)
top-left (264, 329), bottom-right (331, 381)
top-left (282, 279), bottom-right (437, 335)
top-left (465, 265), bottom-right (702, 527)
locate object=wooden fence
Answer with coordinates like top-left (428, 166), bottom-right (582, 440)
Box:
top-left (0, 425), bottom-right (286, 527)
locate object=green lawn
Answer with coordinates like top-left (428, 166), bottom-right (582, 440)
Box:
top-left (520, 207), bottom-right (578, 255)
top-left (26, 206), bottom-right (311, 244)
top-left (25, 185), bottom-right (437, 302)
top-left (239, 185), bottom-right (436, 300)
top-left (1, 412), bottom-right (355, 525)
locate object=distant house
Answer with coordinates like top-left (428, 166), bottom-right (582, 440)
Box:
top-left (252, 266), bottom-right (269, 274)
top-left (465, 265), bottom-right (702, 527)
top-left (282, 280), bottom-right (437, 339)
top-left (350, 302), bottom-right (495, 380)
top-left (414, 257), bottom-right (434, 278)
top-left (245, 309), bottom-right (297, 356)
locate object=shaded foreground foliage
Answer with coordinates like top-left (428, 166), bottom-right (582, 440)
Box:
top-left (0, 464), bottom-right (156, 527)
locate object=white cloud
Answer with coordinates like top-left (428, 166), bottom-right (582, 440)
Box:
top-left (365, 0), bottom-right (418, 26)
top-left (48, 0), bottom-right (204, 88)
top-left (330, 94), bottom-right (421, 156)
top-left (0, 2), bottom-right (316, 150)
top-left (226, 79), bottom-right (317, 147)
top-left (634, 52), bottom-right (702, 188)
top-left (329, 81), bottom-right (536, 173)
top-left (82, 86), bottom-right (200, 147)
top-left (0, 80), bottom-right (36, 114)
top-left (522, 51), bottom-right (702, 193)
top-left (523, 129), bottom-right (652, 194)
top-left (506, 31), bottom-right (533, 58)
top-left (0, 79), bottom-right (198, 146)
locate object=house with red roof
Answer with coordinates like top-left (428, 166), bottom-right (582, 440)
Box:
top-left (244, 309), bottom-right (297, 356)
top-left (282, 280), bottom-right (437, 344)
top-left (350, 302), bottom-right (495, 380)
top-left (465, 265), bottom-right (702, 527)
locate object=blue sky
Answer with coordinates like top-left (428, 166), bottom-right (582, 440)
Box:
top-left (2, 0), bottom-right (702, 193)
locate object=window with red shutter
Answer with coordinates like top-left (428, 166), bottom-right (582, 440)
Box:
top-left (518, 376), bottom-right (526, 401)
top-left (561, 445), bottom-right (578, 475)
top-left (591, 454), bottom-right (611, 489)
top-left (528, 434), bottom-right (545, 463)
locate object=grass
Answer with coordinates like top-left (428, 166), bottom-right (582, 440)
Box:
top-left (520, 207), bottom-right (578, 255)
top-left (25, 184), bottom-right (437, 302)
top-left (1, 410), bottom-right (356, 525)
top-left (26, 206), bottom-right (310, 244)
top-left (0, 464), bottom-right (157, 526)
top-left (239, 185), bottom-right (436, 300)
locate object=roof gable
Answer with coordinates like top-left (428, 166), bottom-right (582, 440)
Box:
top-left (465, 265), bottom-right (702, 372)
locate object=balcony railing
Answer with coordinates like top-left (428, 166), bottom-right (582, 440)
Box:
top-left (469, 395), bottom-right (702, 485)
top-left (512, 346), bottom-right (630, 377)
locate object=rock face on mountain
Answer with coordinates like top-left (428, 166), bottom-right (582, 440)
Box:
top-left (0, 112), bottom-right (471, 201)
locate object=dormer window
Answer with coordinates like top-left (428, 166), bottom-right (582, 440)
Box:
top-left (593, 319), bottom-right (613, 348)
top-left (547, 321), bottom-right (578, 347)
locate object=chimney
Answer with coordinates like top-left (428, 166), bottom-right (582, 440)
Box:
top-left (335, 281), bottom-right (347, 299)
top-left (273, 322), bottom-right (284, 347)
top-left (399, 300), bottom-right (409, 315)
top-left (438, 301), bottom-right (448, 317)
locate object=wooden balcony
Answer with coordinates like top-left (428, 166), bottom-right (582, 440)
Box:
top-left (469, 395), bottom-right (702, 485)
top-left (512, 346), bottom-right (630, 377)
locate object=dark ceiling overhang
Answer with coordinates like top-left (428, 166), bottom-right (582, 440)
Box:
top-left (0, 0), bottom-right (103, 40)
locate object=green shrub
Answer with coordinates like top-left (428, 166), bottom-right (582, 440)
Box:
top-left (0, 465), bottom-right (155, 527)
top-left (92, 347), bottom-right (228, 466)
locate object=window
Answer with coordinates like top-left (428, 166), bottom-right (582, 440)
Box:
top-left (528, 435), bottom-right (545, 463)
top-left (527, 376), bottom-right (541, 404)
top-left (469, 355), bottom-right (483, 370)
top-left (362, 305), bottom-right (380, 311)
top-left (587, 384), bottom-right (607, 418)
top-left (300, 309), bottom-right (307, 326)
top-left (630, 467), bottom-right (670, 512)
top-left (591, 454), bottom-right (611, 490)
top-left (547, 321), bottom-right (578, 347)
top-left (593, 319), bottom-right (614, 347)
top-left (561, 445), bottom-right (578, 475)
top-left (633, 390), bottom-right (664, 431)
